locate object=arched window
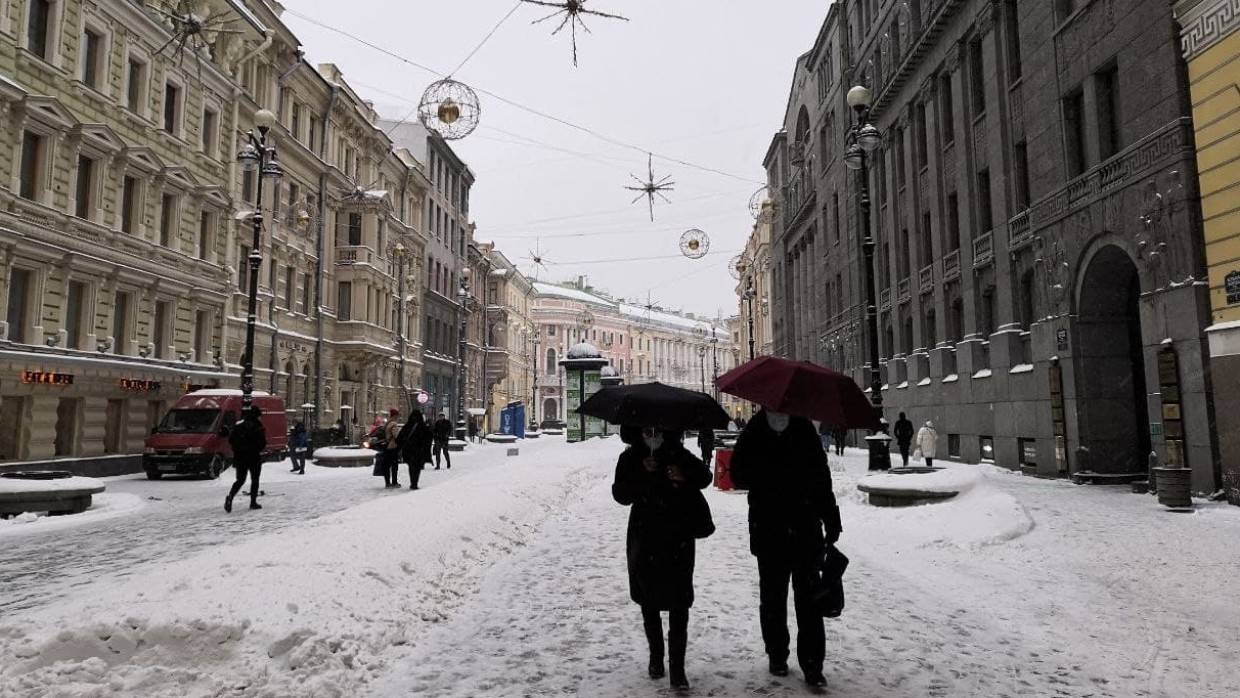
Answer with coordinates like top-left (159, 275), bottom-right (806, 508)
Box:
top-left (545, 348), bottom-right (557, 375)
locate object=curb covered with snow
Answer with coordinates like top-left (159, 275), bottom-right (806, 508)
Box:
top-left (0, 493), bottom-right (145, 539)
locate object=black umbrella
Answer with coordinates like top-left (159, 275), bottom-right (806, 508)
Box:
top-left (576, 382), bottom-right (730, 431)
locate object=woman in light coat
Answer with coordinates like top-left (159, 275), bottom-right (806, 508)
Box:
top-left (915, 421), bottom-right (939, 467)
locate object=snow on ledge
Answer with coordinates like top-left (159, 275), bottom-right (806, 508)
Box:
top-left (973, 368), bottom-right (993, 379)
top-left (942, 373), bottom-right (959, 383)
top-left (1009, 363), bottom-right (1034, 374)
top-left (896, 381), bottom-right (909, 389)
top-left (917, 377), bottom-right (932, 386)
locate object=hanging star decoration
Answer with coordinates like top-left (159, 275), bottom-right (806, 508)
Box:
top-left (625, 154), bottom-right (675, 222)
top-left (149, 0), bottom-right (245, 79)
top-left (521, 0), bottom-right (630, 66)
top-left (524, 240), bottom-right (554, 280)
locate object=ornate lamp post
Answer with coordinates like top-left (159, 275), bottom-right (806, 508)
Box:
top-left (392, 242), bottom-right (410, 408)
top-left (529, 331), bottom-right (541, 428)
top-left (742, 274), bottom-right (757, 361)
top-left (235, 108), bottom-right (283, 411)
top-left (697, 344), bottom-right (708, 393)
top-left (455, 267), bottom-right (472, 440)
top-left (709, 326), bottom-right (720, 400)
top-left (844, 84), bottom-right (891, 470)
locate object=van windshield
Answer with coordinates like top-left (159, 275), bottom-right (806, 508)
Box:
top-left (157, 409), bottom-right (220, 434)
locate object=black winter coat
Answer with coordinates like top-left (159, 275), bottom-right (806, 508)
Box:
top-left (433, 418), bottom-right (453, 443)
top-left (402, 421), bottom-right (433, 469)
top-left (612, 442), bottom-right (713, 610)
top-left (893, 418), bottom-right (915, 446)
top-left (228, 417), bottom-right (267, 468)
top-left (730, 410), bottom-right (841, 562)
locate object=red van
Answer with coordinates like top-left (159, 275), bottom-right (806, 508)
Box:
top-left (143, 390), bottom-right (289, 480)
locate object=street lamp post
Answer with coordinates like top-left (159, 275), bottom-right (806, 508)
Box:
top-left (845, 84), bottom-right (891, 471)
top-left (529, 332), bottom-right (540, 428)
top-left (709, 328), bottom-right (720, 399)
top-left (742, 276), bottom-right (757, 361)
top-left (697, 344), bottom-right (708, 393)
top-left (393, 243), bottom-right (409, 409)
top-left (235, 109), bottom-right (283, 411)
top-left (455, 268), bottom-right (471, 441)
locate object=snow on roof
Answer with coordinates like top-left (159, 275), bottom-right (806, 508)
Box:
top-left (533, 282), bottom-right (728, 340)
top-left (567, 342), bottom-right (601, 359)
top-left (532, 282), bottom-right (612, 307)
top-left (188, 389), bottom-right (272, 397)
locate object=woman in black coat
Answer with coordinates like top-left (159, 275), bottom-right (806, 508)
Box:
top-left (612, 426), bottom-right (712, 690)
top-left (400, 410), bottom-right (433, 490)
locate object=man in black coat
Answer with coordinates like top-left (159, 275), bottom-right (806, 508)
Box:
top-left (731, 409), bottom-right (841, 689)
top-left (432, 413), bottom-right (453, 469)
top-left (400, 410), bottom-right (433, 489)
top-left (696, 428), bottom-right (714, 468)
top-left (893, 412), bottom-right (915, 466)
top-left (225, 405), bottom-right (267, 513)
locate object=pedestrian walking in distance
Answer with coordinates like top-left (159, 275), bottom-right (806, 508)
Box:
top-left (225, 405), bottom-right (267, 513)
top-left (731, 409), bottom-right (841, 689)
top-left (399, 409), bottom-right (433, 489)
top-left (383, 408), bottom-right (403, 488)
top-left (831, 427), bottom-right (846, 457)
top-left (612, 426), bottom-right (713, 691)
top-left (893, 412), bottom-right (915, 467)
top-left (915, 421), bottom-right (939, 468)
top-left (697, 428), bottom-right (714, 468)
top-left (289, 421), bottom-right (309, 474)
top-left (432, 412), bottom-right (453, 469)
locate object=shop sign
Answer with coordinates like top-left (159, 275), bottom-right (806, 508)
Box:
top-left (120, 378), bottom-right (162, 392)
top-left (21, 370), bottom-right (73, 386)
top-left (1056, 328), bottom-right (1069, 350)
top-left (1226, 270), bottom-right (1240, 305)
top-left (278, 340), bottom-right (310, 354)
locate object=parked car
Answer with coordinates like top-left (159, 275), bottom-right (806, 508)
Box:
top-left (143, 390), bottom-right (288, 480)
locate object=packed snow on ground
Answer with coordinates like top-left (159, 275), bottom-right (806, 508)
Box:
top-left (3, 439), bottom-right (1239, 697)
top-left (0, 493), bottom-right (145, 539)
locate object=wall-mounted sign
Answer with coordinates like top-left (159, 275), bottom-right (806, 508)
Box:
top-left (21, 370), bottom-right (73, 386)
top-left (1056, 328), bottom-right (1069, 351)
top-left (120, 378), bottom-right (162, 392)
top-left (416, 391), bottom-right (430, 405)
top-left (1226, 270), bottom-right (1240, 305)
top-left (278, 340), bottom-right (310, 353)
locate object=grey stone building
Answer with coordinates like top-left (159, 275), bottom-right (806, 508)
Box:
top-left (766, 0), bottom-right (1220, 492)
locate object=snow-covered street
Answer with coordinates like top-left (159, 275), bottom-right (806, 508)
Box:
top-left (2, 435), bottom-right (1238, 697)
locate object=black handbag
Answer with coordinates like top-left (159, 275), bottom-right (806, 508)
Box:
top-left (812, 544), bottom-right (849, 618)
top-left (686, 488), bottom-right (716, 539)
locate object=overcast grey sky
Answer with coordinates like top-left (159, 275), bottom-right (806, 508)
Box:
top-left (285, 0), bottom-right (831, 318)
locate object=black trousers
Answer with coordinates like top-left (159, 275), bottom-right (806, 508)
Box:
top-left (228, 461), bottom-right (262, 505)
top-left (383, 451), bottom-right (400, 486)
top-left (407, 462), bottom-right (423, 489)
top-left (757, 555), bottom-right (824, 674)
top-left (898, 442), bottom-right (911, 465)
top-left (433, 440), bottom-right (451, 468)
top-left (290, 450), bottom-right (306, 473)
top-left (641, 606), bottom-right (688, 667)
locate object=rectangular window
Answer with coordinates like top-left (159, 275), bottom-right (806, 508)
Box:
top-left (242, 170), bottom-right (255, 204)
top-left (947, 191), bottom-right (961, 252)
top-left (309, 115), bottom-right (320, 153)
top-left (347, 213), bottom-right (362, 245)
top-left (1063, 88), bottom-right (1086, 177)
top-left (19, 131), bottom-right (43, 200)
top-left (915, 102), bottom-right (929, 169)
top-left (832, 191), bottom-right (841, 244)
top-left (121, 176), bottom-right (139, 233)
top-left (283, 266), bottom-right (295, 308)
top-left (153, 301), bottom-right (170, 358)
top-left (1096, 64), bottom-right (1121, 161)
top-left (198, 210), bottom-right (212, 259)
top-left (27, 0), bottom-right (51, 60)
top-left (126, 57), bottom-right (146, 113)
top-left (1013, 141), bottom-right (1031, 210)
top-left (939, 73), bottom-right (955, 145)
top-left (163, 82), bottom-right (181, 134)
top-left (337, 281), bottom-right (352, 321)
top-left (301, 272), bottom-right (311, 314)
top-left (1004, 0), bottom-right (1022, 82)
top-left (976, 169), bottom-right (993, 233)
top-left (921, 212), bottom-right (934, 268)
top-left (65, 280), bottom-right (87, 350)
top-left (969, 38), bottom-right (986, 116)
top-left (201, 107), bottom-right (218, 156)
top-left (75, 155), bottom-right (95, 219)
top-left (291, 103), bottom-right (302, 142)
top-left (195, 310), bottom-right (210, 360)
top-left (81, 28), bottom-right (103, 89)
top-left (7, 268), bottom-right (32, 344)
top-left (113, 291), bottom-right (131, 355)
top-left (238, 246), bottom-right (250, 293)
top-left (896, 127), bottom-right (906, 188)
top-left (159, 194), bottom-right (177, 246)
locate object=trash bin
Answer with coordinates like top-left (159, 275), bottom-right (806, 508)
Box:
top-left (715, 448), bottom-right (736, 491)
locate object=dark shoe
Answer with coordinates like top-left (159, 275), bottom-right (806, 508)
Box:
top-left (769, 659), bottom-right (790, 677)
top-left (249, 502), bottom-right (262, 510)
top-left (410, 485), bottom-right (418, 490)
top-left (669, 666), bottom-right (689, 690)
top-left (434, 466), bottom-right (440, 470)
top-left (392, 482), bottom-right (400, 488)
top-left (804, 670), bottom-right (827, 688)
top-left (224, 496), bottom-right (233, 513)
top-left (648, 656), bottom-right (665, 679)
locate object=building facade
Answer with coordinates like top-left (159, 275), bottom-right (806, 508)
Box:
top-left (532, 279), bottom-right (737, 425)
top-left (1177, 0), bottom-right (1240, 502)
top-left (483, 249), bottom-right (535, 433)
top-left (764, 0), bottom-right (1221, 491)
top-left (736, 200), bottom-right (776, 364)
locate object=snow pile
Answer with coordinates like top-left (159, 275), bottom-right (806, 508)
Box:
top-left (0, 438), bottom-right (612, 697)
top-left (0, 476), bottom-right (105, 495)
top-left (0, 493), bottom-right (145, 539)
top-left (311, 446), bottom-right (375, 466)
top-left (857, 467), bottom-right (980, 495)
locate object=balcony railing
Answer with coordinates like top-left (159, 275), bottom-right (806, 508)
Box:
top-left (1008, 209), bottom-right (1032, 249)
top-left (973, 232), bottom-right (994, 266)
top-left (943, 249), bottom-right (961, 280)
top-left (918, 264), bottom-right (934, 295)
top-left (335, 245), bottom-right (375, 265)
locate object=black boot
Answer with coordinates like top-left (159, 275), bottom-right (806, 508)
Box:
top-left (668, 608), bottom-right (689, 690)
top-left (224, 495), bottom-right (233, 513)
top-left (642, 607), bottom-right (665, 679)
top-left (769, 658), bottom-right (790, 676)
top-left (804, 669), bottom-right (827, 688)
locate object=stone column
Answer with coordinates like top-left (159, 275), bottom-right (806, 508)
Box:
top-left (79, 396), bottom-right (110, 458)
top-left (26, 395), bottom-right (60, 461)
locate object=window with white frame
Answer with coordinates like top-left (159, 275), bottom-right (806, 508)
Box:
top-left (80, 25), bottom-right (106, 91)
top-left (163, 80), bottom-right (183, 136)
top-left (74, 154), bottom-right (98, 220)
top-left (159, 193), bottom-right (179, 247)
top-left (19, 130), bottom-right (47, 202)
top-left (194, 310), bottom-right (211, 361)
top-left (201, 105), bottom-right (219, 157)
top-left (64, 279), bottom-right (90, 350)
top-left (25, 0), bottom-right (56, 62)
top-left (198, 209), bottom-right (214, 260)
top-left (121, 175), bottom-right (141, 234)
top-left (126, 55), bottom-right (148, 115)
top-left (6, 267), bottom-right (37, 344)
top-left (153, 300), bottom-right (171, 359)
top-left (112, 289), bottom-right (132, 355)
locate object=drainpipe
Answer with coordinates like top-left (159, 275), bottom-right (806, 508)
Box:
top-left (314, 85), bottom-right (340, 431)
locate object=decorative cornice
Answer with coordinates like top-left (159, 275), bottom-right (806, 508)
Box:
top-left (975, 1), bottom-right (996, 36)
top-left (943, 41), bottom-right (962, 73)
top-left (1178, 0), bottom-right (1240, 59)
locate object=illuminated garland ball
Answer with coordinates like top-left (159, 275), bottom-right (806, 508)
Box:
top-left (728, 255), bottom-right (745, 281)
top-left (679, 229), bottom-right (710, 259)
top-left (748, 186), bottom-right (769, 219)
top-left (418, 79), bottom-right (481, 141)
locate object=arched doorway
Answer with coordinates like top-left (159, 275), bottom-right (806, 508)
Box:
top-left (543, 398), bottom-right (558, 422)
top-left (1075, 245), bottom-right (1150, 474)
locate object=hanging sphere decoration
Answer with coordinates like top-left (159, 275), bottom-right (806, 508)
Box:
top-left (728, 255), bottom-right (745, 281)
top-left (418, 78), bottom-right (480, 141)
top-left (679, 229), bottom-right (711, 259)
top-left (748, 186), bottom-right (770, 220)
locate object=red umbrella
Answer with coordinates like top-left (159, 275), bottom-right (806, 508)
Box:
top-left (716, 356), bottom-right (880, 430)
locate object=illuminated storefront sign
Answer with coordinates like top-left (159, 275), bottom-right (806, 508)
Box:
top-left (20, 371), bottom-right (73, 386)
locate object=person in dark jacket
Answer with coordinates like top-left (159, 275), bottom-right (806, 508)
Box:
top-left (613, 426), bottom-right (712, 691)
top-left (893, 412), bottom-right (915, 466)
top-left (226, 405), bottom-right (267, 513)
top-left (832, 427), bottom-right (846, 457)
top-left (289, 421), bottom-right (309, 474)
top-left (696, 428), bottom-right (714, 468)
top-left (730, 409), bottom-right (841, 689)
top-left (432, 413), bottom-right (453, 469)
top-left (401, 410), bottom-right (433, 489)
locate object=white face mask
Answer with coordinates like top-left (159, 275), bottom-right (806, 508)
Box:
top-left (643, 434), bottom-right (664, 452)
top-left (766, 411), bottom-right (791, 433)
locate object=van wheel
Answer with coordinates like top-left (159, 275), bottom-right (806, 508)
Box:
top-left (146, 470), bottom-right (163, 480)
top-left (203, 455), bottom-right (225, 480)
